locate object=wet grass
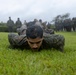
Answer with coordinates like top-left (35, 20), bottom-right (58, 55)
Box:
top-left (0, 32), bottom-right (76, 75)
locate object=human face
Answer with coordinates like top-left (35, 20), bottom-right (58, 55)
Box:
top-left (26, 37), bottom-right (43, 51)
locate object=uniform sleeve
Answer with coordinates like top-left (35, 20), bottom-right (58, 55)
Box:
top-left (43, 33), bottom-right (65, 52)
top-left (8, 33), bottom-right (26, 47)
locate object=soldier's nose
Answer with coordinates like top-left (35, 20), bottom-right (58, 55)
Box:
top-left (33, 44), bottom-right (38, 48)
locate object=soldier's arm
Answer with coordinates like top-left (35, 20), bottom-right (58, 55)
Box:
top-left (52, 34), bottom-right (65, 52)
top-left (17, 26), bottom-right (26, 35)
top-left (8, 33), bottom-right (26, 48)
top-left (43, 34), bottom-right (65, 52)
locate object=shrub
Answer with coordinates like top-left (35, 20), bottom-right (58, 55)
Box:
top-left (0, 26), bottom-right (8, 32)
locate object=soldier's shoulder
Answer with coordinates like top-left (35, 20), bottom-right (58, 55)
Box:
top-left (43, 33), bottom-right (65, 39)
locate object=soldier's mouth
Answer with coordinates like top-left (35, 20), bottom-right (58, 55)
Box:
top-left (32, 48), bottom-right (39, 51)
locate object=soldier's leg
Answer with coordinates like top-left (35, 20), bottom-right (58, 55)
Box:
top-left (8, 26), bottom-right (10, 32)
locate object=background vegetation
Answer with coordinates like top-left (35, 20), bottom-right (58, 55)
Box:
top-left (0, 32), bottom-right (76, 75)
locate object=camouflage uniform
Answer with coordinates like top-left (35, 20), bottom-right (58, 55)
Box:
top-left (7, 17), bottom-right (14, 32)
top-left (8, 32), bottom-right (65, 52)
top-left (44, 29), bottom-right (54, 34)
top-left (15, 18), bottom-right (22, 29)
top-left (17, 24), bottom-right (27, 35)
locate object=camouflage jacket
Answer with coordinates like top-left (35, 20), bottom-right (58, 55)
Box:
top-left (8, 33), bottom-right (65, 52)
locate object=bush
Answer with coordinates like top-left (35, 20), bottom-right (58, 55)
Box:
top-left (0, 26), bottom-right (8, 32)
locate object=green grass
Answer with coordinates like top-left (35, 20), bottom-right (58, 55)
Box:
top-left (0, 32), bottom-right (76, 75)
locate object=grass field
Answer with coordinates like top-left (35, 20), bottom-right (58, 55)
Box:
top-left (0, 32), bottom-right (76, 75)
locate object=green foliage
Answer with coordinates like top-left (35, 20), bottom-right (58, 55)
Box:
top-left (0, 26), bottom-right (16, 32)
top-left (50, 24), bottom-right (55, 29)
top-left (0, 23), bottom-right (8, 32)
top-left (0, 22), bottom-right (6, 26)
top-left (0, 26), bottom-right (8, 32)
top-left (0, 32), bottom-right (76, 75)
top-left (52, 13), bottom-right (70, 23)
top-left (0, 23), bottom-right (16, 32)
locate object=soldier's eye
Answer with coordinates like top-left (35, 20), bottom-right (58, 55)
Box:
top-left (29, 42), bottom-right (34, 44)
top-left (36, 41), bottom-right (41, 44)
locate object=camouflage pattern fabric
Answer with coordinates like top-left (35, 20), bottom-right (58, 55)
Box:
top-left (44, 29), bottom-right (54, 34)
top-left (7, 19), bottom-right (14, 32)
top-left (8, 33), bottom-right (65, 52)
top-left (17, 25), bottom-right (27, 35)
top-left (42, 33), bottom-right (65, 52)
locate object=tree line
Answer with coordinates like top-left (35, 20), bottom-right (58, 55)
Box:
top-left (0, 13), bottom-right (76, 32)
